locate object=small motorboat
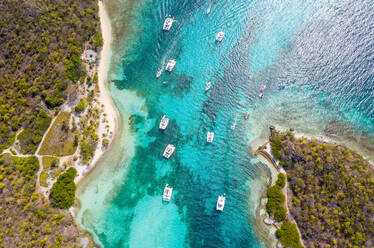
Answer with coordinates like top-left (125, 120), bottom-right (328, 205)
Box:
top-left (216, 193), bottom-right (226, 211)
top-left (279, 84), bottom-right (285, 90)
top-left (163, 184), bottom-right (173, 202)
top-left (156, 70), bottom-right (162, 78)
top-left (205, 81), bottom-right (212, 91)
top-left (162, 81), bottom-right (168, 85)
top-left (166, 59), bottom-right (176, 72)
top-left (206, 5), bottom-right (211, 14)
top-left (259, 93), bottom-right (264, 99)
top-left (216, 31), bottom-right (224, 41)
top-left (231, 119), bottom-right (237, 130)
top-left (260, 85), bottom-right (266, 92)
top-left (207, 131), bottom-right (214, 143)
top-left (159, 115), bottom-right (169, 130)
top-left (244, 113), bottom-right (249, 120)
top-left (163, 144), bottom-right (175, 158)
top-left (163, 17), bottom-right (174, 31)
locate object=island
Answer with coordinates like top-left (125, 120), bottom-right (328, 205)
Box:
top-left (257, 128), bottom-right (374, 248)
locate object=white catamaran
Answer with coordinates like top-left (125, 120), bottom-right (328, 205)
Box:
top-left (163, 184), bottom-right (173, 202)
top-left (216, 31), bottom-right (224, 41)
top-left (205, 81), bottom-right (212, 91)
top-left (166, 59), bottom-right (176, 72)
top-left (163, 17), bottom-right (174, 31)
top-left (207, 132), bottom-right (214, 143)
top-left (216, 193), bottom-right (226, 211)
top-left (163, 144), bottom-right (175, 158)
top-left (159, 115), bottom-right (169, 130)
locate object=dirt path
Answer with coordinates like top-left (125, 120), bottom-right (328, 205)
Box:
top-left (256, 146), bottom-right (306, 247)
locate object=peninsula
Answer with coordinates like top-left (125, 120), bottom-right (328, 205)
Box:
top-left (258, 128), bottom-right (374, 248)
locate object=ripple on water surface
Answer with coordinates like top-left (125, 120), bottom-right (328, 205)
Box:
top-left (76, 0), bottom-right (374, 247)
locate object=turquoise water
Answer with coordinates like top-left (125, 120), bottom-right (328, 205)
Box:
top-left (76, 0), bottom-right (374, 247)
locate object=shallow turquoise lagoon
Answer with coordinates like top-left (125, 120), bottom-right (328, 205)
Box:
top-left (76, 0), bottom-right (374, 247)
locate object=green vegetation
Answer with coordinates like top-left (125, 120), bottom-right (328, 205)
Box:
top-left (39, 171), bottom-right (49, 188)
top-left (276, 173), bottom-right (286, 188)
top-left (102, 138), bottom-right (109, 147)
top-left (80, 138), bottom-right (97, 164)
top-left (93, 33), bottom-right (104, 48)
top-left (266, 174), bottom-right (287, 222)
top-left (52, 166), bottom-right (64, 180)
top-left (40, 157), bottom-right (60, 187)
top-left (276, 222), bottom-right (303, 248)
top-left (0, 0), bottom-right (102, 245)
top-left (38, 112), bottom-right (77, 156)
top-left (270, 132), bottom-right (284, 160)
top-left (18, 110), bottom-right (51, 154)
top-left (78, 102), bottom-right (100, 164)
top-left (74, 98), bottom-right (87, 113)
top-left (49, 168), bottom-right (77, 209)
top-left (270, 130), bottom-right (374, 247)
top-left (0, 0), bottom-right (100, 153)
top-left (42, 157), bottom-right (59, 170)
top-left (0, 155), bottom-right (82, 247)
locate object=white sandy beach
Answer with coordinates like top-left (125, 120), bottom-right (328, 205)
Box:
top-left (74, 1), bottom-right (119, 184)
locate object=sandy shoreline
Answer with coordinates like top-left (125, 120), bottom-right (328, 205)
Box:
top-left (69, 2), bottom-right (373, 247)
top-left (71, 2), bottom-right (119, 246)
top-left (74, 1), bottom-right (119, 185)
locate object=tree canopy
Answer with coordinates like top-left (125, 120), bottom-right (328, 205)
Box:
top-left (49, 167), bottom-right (77, 209)
top-left (0, 0), bottom-right (100, 152)
top-left (271, 130), bottom-right (374, 247)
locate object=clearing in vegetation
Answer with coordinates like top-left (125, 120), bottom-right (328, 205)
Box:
top-left (40, 156), bottom-right (60, 187)
top-left (38, 112), bottom-right (77, 156)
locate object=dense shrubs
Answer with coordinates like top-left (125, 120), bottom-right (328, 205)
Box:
top-left (49, 167), bottom-right (77, 209)
top-left (64, 45), bottom-right (84, 82)
top-left (45, 91), bottom-right (64, 109)
top-left (276, 222), bottom-right (303, 248)
top-left (13, 156), bottom-right (39, 179)
top-left (93, 33), bottom-right (104, 48)
top-left (272, 130), bottom-right (374, 247)
top-left (276, 173), bottom-right (286, 188)
top-left (0, 0), bottom-right (100, 151)
top-left (74, 98), bottom-right (87, 113)
top-left (0, 154), bottom-right (82, 246)
top-left (270, 134), bottom-right (283, 160)
top-left (0, 0), bottom-right (101, 246)
top-left (266, 173), bottom-right (287, 222)
top-left (266, 184), bottom-right (286, 222)
top-left (18, 110), bottom-right (52, 154)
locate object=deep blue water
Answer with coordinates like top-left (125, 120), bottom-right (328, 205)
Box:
top-left (76, 0), bottom-right (374, 247)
